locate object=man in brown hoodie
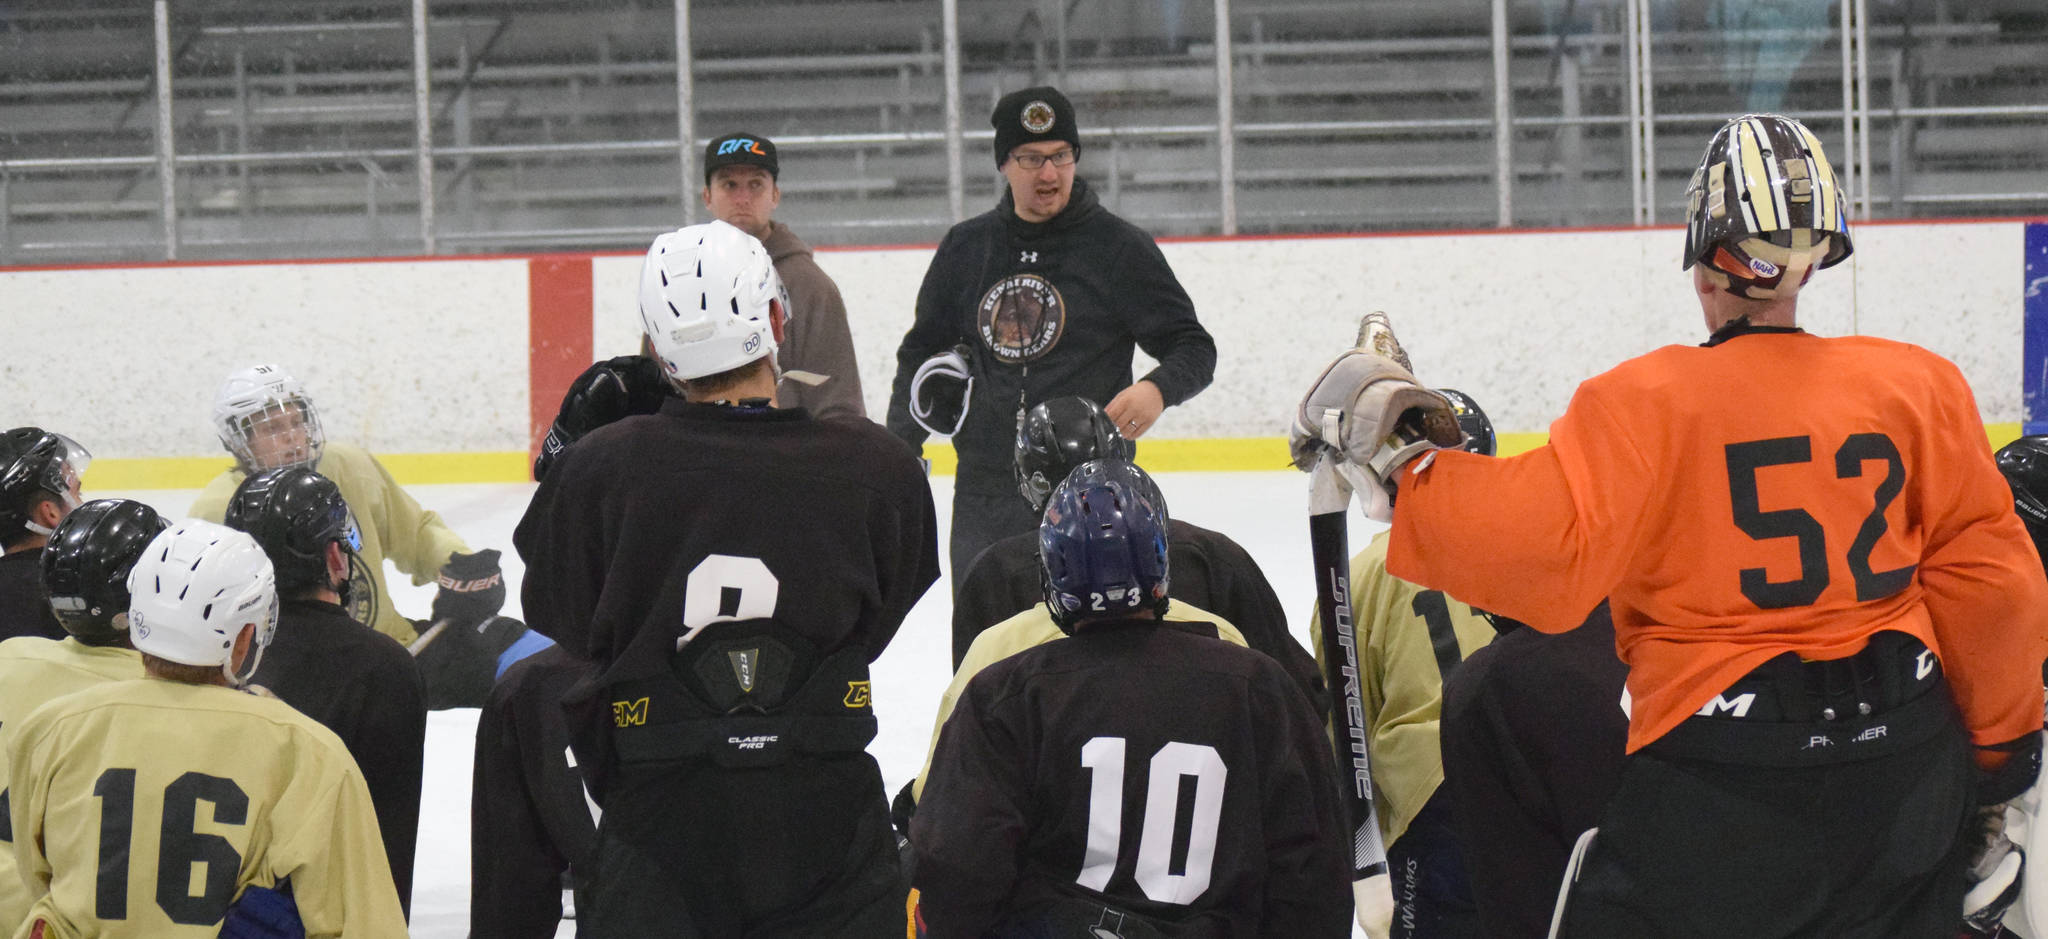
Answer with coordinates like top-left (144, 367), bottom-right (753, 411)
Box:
top-left (700, 131), bottom-right (867, 422)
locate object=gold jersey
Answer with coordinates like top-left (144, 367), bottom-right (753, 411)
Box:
top-left (6, 678), bottom-right (406, 939)
top-left (0, 638), bottom-right (144, 933)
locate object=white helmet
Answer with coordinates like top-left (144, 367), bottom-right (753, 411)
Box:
top-left (212, 364), bottom-right (325, 474)
top-left (126, 519), bottom-right (278, 686)
top-left (637, 220), bottom-right (783, 382)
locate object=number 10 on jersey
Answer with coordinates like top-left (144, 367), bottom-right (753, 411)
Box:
top-left (1077, 737), bottom-right (1227, 905)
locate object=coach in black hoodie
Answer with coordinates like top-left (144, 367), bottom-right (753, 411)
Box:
top-left (886, 85), bottom-right (1216, 586)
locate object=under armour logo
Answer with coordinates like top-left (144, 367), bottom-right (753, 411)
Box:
top-left (1019, 251), bottom-right (1039, 263)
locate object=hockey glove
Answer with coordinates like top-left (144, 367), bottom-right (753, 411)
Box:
top-left (534, 355), bottom-right (670, 480)
top-left (1354, 872), bottom-right (1394, 939)
top-left (433, 549), bottom-right (506, 628)
top-left (1966, 731), bottom-right (2045, 933)
top-left (221, 879), bottom-right (304, 939)
top-left (1291, 350), bottom-right (1462, 522)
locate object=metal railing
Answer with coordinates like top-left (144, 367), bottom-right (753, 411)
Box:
top-left (1, 0), bottom-right (2043, 262)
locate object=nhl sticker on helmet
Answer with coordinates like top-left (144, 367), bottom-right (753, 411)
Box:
top-left (1021, 100), bottom-right (1056, 134)
top-left (1748, 256), bottom-right (1781, 278)
top-left (978, 273), bottom-right (1066, 364)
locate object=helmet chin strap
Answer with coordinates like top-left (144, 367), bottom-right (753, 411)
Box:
top-left (21, 490), bottom-right (81, 537)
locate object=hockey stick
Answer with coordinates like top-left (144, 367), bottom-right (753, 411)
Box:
top-left (1309, 454), bottom-right (1388, 881)
top-left (408, 615), bottom-right (501, 656)
top-left (1307, 311), bottom-right (1408, 883)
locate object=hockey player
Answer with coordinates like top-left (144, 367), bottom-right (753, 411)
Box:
top-left (1294, 113), bottom-right (2048, 935)
top-left (189, 363), bottom-right (507, 651)
top-left (1996, 435), bottom-right (2048, 561)
top-left (912, 459), bottom-right (1351, 937)
top-left (1438, 603), bottom-right (1628, 939)
top-left (0, 428), bottom-right (91, 642)
top-left (7, 519), bottom-right (407, 938)
top-left (222, 467), bottom-right (426, 917)
top-left (469, 643), bottom-right (599, 939)
top-left (1307, 389), bottom-right (1499, 939)
top-left (516, 219), bottom-right (939, 937)
top-left (951, 396), bottom-right (1326, 711)
top-left (0, 499), bottom-right (163, 929)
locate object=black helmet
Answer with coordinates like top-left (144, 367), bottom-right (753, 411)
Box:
top-left (1435, 389), bottom-right (1496, 457)
top-left (40, 499), bottom-right (169, 645)
top-left (1015, 396), bottom-right (1133, 512)
top-left (223, 467), bottom-right (360, 595)
top-left (1997, 435), bottom-right (2048, 565)
top-left (0, 427), bottom-right (90, 543)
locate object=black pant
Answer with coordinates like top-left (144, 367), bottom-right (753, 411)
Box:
top-left (1388, 789), bottom-right (1482, 939)
top-left (949, 486), bottom-right (1038, 595)
top-left (1561, 635), bottom-right (1974, 938)
top-left (582, 753), bottom-right (907, 938)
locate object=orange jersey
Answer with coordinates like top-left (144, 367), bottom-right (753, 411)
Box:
top-left (1387, 329), bottom-right (2048, 753)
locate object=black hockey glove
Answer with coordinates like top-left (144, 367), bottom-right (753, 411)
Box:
top-left (220, 878), bottom-right (304, 939)
top-left (432, 549), bottom-right (506, 628)
top-left (534, 355), bottom-right (671, 480)
top-left (1965, 732), bottom-right (2044, 933)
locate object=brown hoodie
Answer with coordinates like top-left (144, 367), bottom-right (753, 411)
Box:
top-left (761, 221), bottom-right (867, 422)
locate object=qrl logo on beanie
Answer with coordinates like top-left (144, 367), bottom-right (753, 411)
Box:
top-left (1021, 101), bottom-right (1056, 134)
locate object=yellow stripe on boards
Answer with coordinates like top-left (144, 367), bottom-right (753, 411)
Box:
top-left (86, 429), bottom-right (2029, 490)
top-left (84, 451), bottom-right (534, 490)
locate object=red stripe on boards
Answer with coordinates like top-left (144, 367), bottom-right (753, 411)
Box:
top-left (527, 257), bottom-right (595, 478)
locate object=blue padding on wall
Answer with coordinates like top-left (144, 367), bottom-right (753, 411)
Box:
top-left (2026, 223), bottom-right (2048, 435)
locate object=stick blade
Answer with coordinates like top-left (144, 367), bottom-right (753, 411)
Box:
top-left (1355, 311), bottom-right (1412, 372)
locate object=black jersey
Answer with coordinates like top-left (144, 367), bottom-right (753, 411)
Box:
top-left (515, 398), bottom-right (939, 688)
top-left (1438, 603), bottom-right (1628, 939)
top-left (252, 598), bottom-right (427, 916)
top-left (0, 548), bottom-right (62, 642)
top-left (953, 518), bottom-right (1325, 713)
top-left (912, 619), bottom-right (1351, 938)
top-left (471, 643), bottom-right (598, 939)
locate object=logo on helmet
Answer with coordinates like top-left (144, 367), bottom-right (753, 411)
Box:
top-left (1021, 101), bottom-right (1056, 134)
top-left (744, 334), bottom-right (761, 354)
top-left (1748, 256), bottom-right (1781, 278)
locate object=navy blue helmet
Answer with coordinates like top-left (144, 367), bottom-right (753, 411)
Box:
top-left (1039, 458), bottom-right (1171, 632)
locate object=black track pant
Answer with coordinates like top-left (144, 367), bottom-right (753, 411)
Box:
top-left (949, 487), bottom-right (1037, 594)
top-left (1561, 633), bottom-right (1974, 939)
top-left (1388, 789), bottom-right (1482, 939)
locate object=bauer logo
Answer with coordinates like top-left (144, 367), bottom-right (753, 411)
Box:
top-left (844, 680), bottom-right (872, 708)
top-left (612, 697), bottom-right (650, 727)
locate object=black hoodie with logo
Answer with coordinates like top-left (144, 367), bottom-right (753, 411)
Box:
top-left (886, 178), bottom-right (1216, 495)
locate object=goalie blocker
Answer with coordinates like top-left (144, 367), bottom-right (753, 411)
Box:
top-left (1291, 338), bottom-right (1464, 523)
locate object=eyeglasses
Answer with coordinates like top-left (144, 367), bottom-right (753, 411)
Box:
top-left (1010, 149), bottom-right (1078, 170)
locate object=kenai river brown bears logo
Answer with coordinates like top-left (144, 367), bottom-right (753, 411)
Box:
top-left (977, 273), bottom-right (1065, 364)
